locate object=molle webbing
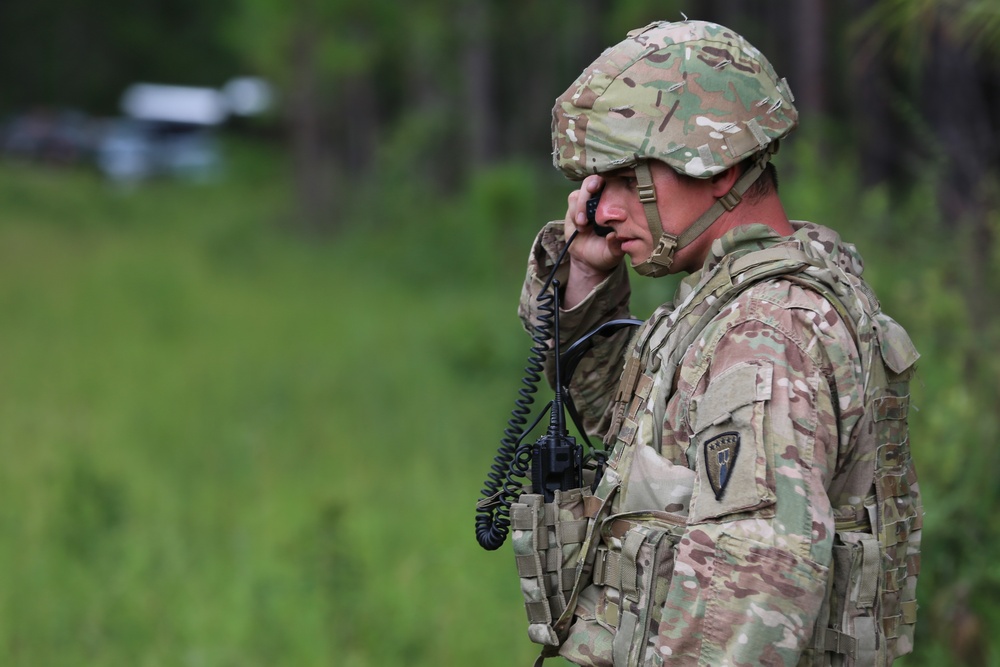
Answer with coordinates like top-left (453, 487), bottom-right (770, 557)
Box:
top-left (513, 486), bottom-right (619, 661)
top-left (602, 241), bottom-right (921, 665)
top-left (548, 240), bottom-right (919, 666)
top-left (511, 497), bottom-right (586, 626)
top-left (809, 299), bottom-right (921, 666)
top-left (606, 245), bottom-right (817, 449)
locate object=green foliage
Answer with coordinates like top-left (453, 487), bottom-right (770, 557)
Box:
top-left (855, 0), bottom-right (1000, 60)
top-left (226, 0), bottom-right (404, 85)
top-left (0, 134), bottom-right (998, 665)
top-left (0, 144), bottom-right (540, 666)
top-left (0, 0), bottom-right (240, 114)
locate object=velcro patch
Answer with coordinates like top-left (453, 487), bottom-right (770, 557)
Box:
top-left (705, 432), bottom-right (740, 501)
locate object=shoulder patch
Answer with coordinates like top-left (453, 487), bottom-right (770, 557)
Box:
top-left (705, 431), bottom-right (740, 500)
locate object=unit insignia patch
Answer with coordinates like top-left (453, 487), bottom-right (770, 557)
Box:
top-left (705, 431), bottom-right (741, 501)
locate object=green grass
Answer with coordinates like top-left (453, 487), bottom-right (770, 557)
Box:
top-left (0, 153), bottom-right (543, 666)
top-left (0, 136), bottom-right (997, 665)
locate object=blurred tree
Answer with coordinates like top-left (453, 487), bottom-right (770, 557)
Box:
top-left (394, 0), bottom-right (473, 190)
top-left (852, 0), bottom-right (1000, 200)
top-left (227, 0), bottom-right (524, 229)
top-left (852, 0), bottom-right (1000, 317)
top-left (227, 0), bottom-right (398, 232)
top-left (0, 0), bottom-right (238, 115)
top-left (790, 0), bottom-right (828, 117)
top-left (844, 0), bottom-right (903, 186)
top-left (460, 0), bottom-right (497, 168)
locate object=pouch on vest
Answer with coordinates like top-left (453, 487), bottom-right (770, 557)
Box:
top-left (557, 510), bottom-right (687, 667)
top-left (808, 308), bottom-right (922, 666)
top-left (511, 487), bottom-right (595, 646)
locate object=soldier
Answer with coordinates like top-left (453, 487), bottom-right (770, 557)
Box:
top-left (512, 20), bottom-right (922, 666)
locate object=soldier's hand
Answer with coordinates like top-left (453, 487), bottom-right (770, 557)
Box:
top-left (562, 175), bottom-right (624, 309)
top-left (565, 175), bottom-right (625, 277)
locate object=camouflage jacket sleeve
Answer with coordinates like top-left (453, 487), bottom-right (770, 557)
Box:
top-left (517, 221), bottom-right (634, 436)
top-left (655, 279), bottom-right (861, 664)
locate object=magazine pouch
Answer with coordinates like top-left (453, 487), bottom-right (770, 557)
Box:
top-left (511, 487), bottom-right (593, 646)
top-left (592, 511), bottom-right (687, 667)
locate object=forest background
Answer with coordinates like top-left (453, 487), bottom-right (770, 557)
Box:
top-left (1, 0), bottom-right (998, 665)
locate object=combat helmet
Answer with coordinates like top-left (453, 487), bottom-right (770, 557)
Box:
top-left (552, 20), bottom-right (798, 276)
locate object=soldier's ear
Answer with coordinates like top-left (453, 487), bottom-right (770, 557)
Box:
top-left (709, 165), bottom-right (741, 198)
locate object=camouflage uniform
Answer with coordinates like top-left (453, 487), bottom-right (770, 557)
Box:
top-left (505, 20), bottom-right (922, 667)
top-left (515, 220), bottom-right (922, 666)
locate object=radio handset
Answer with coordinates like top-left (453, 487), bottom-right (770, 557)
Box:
top-left (585, 187), bottom-right (612, 237)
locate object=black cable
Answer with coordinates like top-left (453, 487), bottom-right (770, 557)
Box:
top-left (558, 318), bottom-right (643, 449)
top-left (474, 233), bottom-right (577, 550)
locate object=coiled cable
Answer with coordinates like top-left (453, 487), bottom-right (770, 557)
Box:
top-left (474, 233), bottom-right (577, 550)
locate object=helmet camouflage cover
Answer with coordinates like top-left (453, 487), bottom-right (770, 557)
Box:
top-left (552, 20), bottom-right (798, 180)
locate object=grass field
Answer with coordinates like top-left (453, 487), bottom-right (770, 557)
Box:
top-left (0, 150), bottom-right (547, 666)
top-left (0, 138), bottom-right (997, 665)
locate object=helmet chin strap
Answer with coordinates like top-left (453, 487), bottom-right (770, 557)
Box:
top-left (631, 149), bottom-right (774, 278)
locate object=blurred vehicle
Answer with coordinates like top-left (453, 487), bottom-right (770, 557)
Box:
top-left (96, 118), bottom-right (221, 183)
top-left (99, 78), bottom-right (272, 183)
top-left (96, 83), bottom-right (229, 184)
top-left (2, 77), bottom-right (273, 184)
top-left (1, 108), bottom-right (100, 165)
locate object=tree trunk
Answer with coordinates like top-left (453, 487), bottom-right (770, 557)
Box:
top-left (287, 6), bottom-right (334, 233)
top-left (847, 0), bottom-right (899, 186)
top-left (923, 27), bottom-right (997, 227)
top-left (461, 0), bottom-right (496, 169)
top-left (922, 25), bottom-right (997, 331)
top-left (791, 0), bottom-right (827, 117)
top-left (342, 70), bottom-right (380, 180)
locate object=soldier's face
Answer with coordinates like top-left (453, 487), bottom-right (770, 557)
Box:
top-left (595, 162), bottom-right (715, 271)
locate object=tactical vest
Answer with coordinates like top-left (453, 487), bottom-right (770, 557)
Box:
top-left (511, 241), bottom-right (922, 666)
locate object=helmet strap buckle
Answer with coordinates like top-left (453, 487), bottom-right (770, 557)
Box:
top-left (632, 233), bottom-right (677, 277)
top-left (651, 234), bottom-right (677, 261)
top-left (719, 189), bottom-right (742, 211)
top-left (638, 183), bottom-right (657, 204)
